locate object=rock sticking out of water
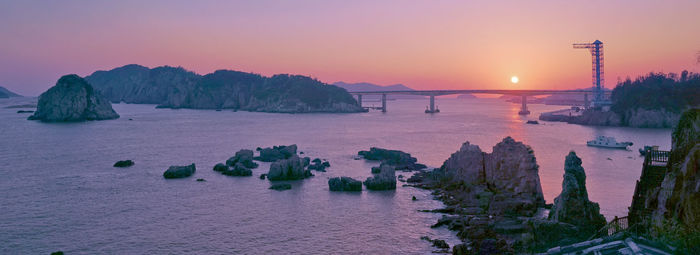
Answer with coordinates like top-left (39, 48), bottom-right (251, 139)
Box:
top-left (328, 177), bottom-right (362, 191)
top-left (163, 164), bottom-right (196, 179)
top-left (255, 145), bottom-right (297, 162)
top-left (549, 151), bottom-right (606, 234)
top-left (364, 164), bottom-right (396, 190)
top-left (113, 160), bottom-right (134, 168)
top-left (308, 158), bottom-right (330, 172)
top-left (358, 147), bottom-right (426, 171)
top-left (28, 74), bottom-right (119, 122)
top-left (226, 149), bottom-right (258, 168)
top-left (267, 155), bottom-right (313, 181)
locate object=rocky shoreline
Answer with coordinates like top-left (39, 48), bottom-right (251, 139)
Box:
top-left (539, 108), bottom-right (682, 128)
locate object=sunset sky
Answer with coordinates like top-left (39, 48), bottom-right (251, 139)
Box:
top-left (1, 0), bottom-right (699, 96)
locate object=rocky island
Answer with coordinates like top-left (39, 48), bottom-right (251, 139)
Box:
top-left (28, 75), bottom-right (119, 122)
top-left (84, 64), bottom-right (364, 113)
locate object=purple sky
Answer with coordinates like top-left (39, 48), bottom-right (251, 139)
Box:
top-left (1, 0), bottom-right (699, 96)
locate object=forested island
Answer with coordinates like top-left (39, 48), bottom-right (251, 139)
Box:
top-left (541, 71), bottom-right (700, 128)
top-left (85, 64), bottom-right (364, 113)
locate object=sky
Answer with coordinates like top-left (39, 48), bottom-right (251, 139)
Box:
top-left (1, 0), bottom-right (699, 96)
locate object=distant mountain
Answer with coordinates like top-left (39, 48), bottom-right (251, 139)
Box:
top-left (332, 82), bottom-right (424, 99)
top-left (84, 64), bottom-right (363, 113)
top-left (0, 86), bottom-right (21, 98)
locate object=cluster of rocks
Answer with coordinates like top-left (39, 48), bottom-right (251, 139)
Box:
top-left (163, 164), bottom-right (196, 179)
top-left (328, 177), bottom-right (362, 192)
top-left (407, 137), bottom-right (607, 253)
top-left (269, 183), bottom-right (292, 191)
top-left (358, 147), bottom-right (426, 171)
top-left (267, 155), bottom-right (313, 181)
top-left (28, 74), bottom-right (119, 122)
top-left (213, 149), bottom-right (258, 176)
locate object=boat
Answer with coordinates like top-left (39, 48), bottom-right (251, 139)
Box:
top-left (586, 136), bottom-right (633, 149)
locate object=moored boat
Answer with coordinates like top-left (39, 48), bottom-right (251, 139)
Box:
top-left (586, 136), bottom-right (633, 149)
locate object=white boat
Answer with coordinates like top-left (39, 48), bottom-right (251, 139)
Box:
top-left (586, 136), bottom-right (633, 149)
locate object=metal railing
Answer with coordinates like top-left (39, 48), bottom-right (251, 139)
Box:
top-left (646, 150), bottom-right (670, 163)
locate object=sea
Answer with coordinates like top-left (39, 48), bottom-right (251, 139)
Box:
top-left (0, 97), bottom-right (671, 254)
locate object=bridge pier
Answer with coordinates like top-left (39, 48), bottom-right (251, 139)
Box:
top-left (583, 93), bottom-right (589, 109)
top-left (381, 94), bottom-right (387, 112)
top-left (518, 95), bottom-right (530, 115)
top-left (429, 95), bottom-right (435, 113)
top-left (356, 94), bottom-right (363, 107)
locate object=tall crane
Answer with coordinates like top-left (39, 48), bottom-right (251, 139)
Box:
top-left (573, 40), bottom-right (606, 107)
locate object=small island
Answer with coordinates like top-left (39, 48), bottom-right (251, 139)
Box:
top-left (28, 75), bottom-right (119, 122)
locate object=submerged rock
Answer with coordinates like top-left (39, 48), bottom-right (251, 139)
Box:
top-left (255, 145), bottom-right (297, 162)
top-left (226, 149), bottom-right (258, 168)
top-left (269, 183), bottom-right (292, 191)
top-left (28, 75), bottom-right (119, 122)
top-left (358, 147), bottom-right (426, 170)
top-left (364, 164), bottom-right (396, 190)
top-left (549, 151), bottom-right (606, 233)
top-left (163, 164), bottom-right (196, 179)
top-left (328, 177), bottom-right (362, 191)
top-left (267, 155), bottom-right (312, 181)
top-left (113, 160), bottom-right (134, 168)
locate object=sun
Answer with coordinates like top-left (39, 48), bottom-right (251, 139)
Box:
top-left (511, 76), bottom-right (519, 84)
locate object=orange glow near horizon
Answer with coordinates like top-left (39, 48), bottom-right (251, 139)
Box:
top-left (1, 1), bottom-right (699, 96)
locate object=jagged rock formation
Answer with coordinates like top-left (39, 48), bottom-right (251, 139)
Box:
top-left (28, 75), bottom-right (119, 122)
top-left (408, 137), bottom-right (550, 253)
top-left (85, 64), bottom-right (364, 113)
top-left (0, 86), bottom-right (21, 98)
top-left (363, 164), bottom-right (397, 190)
top-left (267, 155), bottom-right (313, 181)
top-left (358, 147), bottom-right (426, 170)
top-left (328, 177), bottom-right (362, 191)
top-left (163, 164), bottom-right (196, 179)
top-left (549, 151), bottom-right (606, 233)
top-left (307, 158), bottom-right (330, 172)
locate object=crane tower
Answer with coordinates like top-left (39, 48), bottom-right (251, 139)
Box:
top-left (573, 40), bottom-right (607, 107)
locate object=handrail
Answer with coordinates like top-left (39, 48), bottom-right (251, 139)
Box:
top-left (646, 149), bottom-right (670, 163)
top-left (588, 216), bottom-right (630, 240)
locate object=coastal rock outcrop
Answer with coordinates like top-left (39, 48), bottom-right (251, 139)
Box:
top-left (28, 75), bottom-right (119, 122)
top-left (307, 158), bottom-right (330, 172)
top-left (548, 152), bottom-right (606, 233)
top-left (358, 147), bottom-right (426, 170)
top-left (363, 164), bottom-right (396, 190)
top-left (267, 155), bottom-right (313, 181)
top-left (86, 65), bottom-right (364, 113)
top-left (255, 145), bottom-right (297, 162)
top-left (163, 164), bottom-right (196, 179)
top-left (226, 149), bottom-right (258, 168)
top-left (328, 177), bottom-right (362, 191)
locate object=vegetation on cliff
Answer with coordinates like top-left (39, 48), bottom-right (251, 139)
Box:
top-left (611, 71), bottom-right (699, 115)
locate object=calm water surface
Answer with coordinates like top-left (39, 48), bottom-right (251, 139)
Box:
top-left (0, 97), bottom-right (671, 254)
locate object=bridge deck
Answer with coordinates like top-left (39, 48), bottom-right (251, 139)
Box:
top-left (349, 89), bottom-right (611, 96)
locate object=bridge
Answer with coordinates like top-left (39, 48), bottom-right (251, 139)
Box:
top-left (349, 89), bottom-right (611, 115)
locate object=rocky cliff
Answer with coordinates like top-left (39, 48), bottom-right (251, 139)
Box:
top-left (85, 65), bottom-right (364, 113)
top-left (549, 152), bottom-right (606, 233)
top-left (556, 108), bottom-right (681, 128)
top-left (649, 109), bottom-right (699, 230)
top-left (28, 75), bottom-right (119, 122)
